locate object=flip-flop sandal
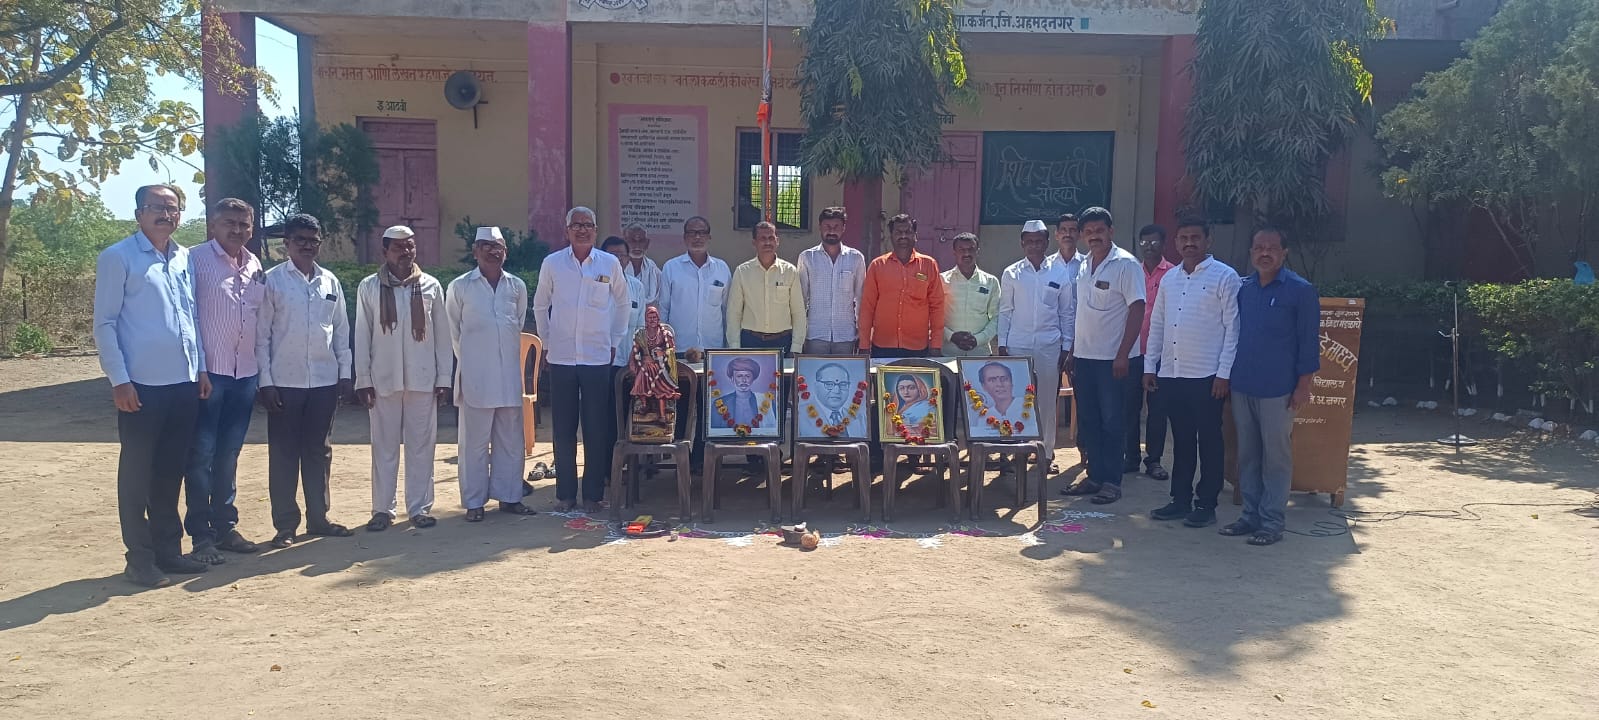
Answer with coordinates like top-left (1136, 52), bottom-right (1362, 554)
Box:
top-left (366, 513), bottom-right (393, 532)
top-left (464, 508), bottom-right (486, 523)
top-left (1148, 466), bottom-right (1170, 481)
top-left (307, 523), bottom-right (354, 537)
top-left (528, 462), bottom-right (551, 481)
top-left (270, 530), bottom-right (295, 549)
top-left (1218, 520), bottom-right (1255, 537)
top-left (1060, 481), bottom-right (1101, 496)
top-left (411, 514), bottom-right (438, 528)
top-left (499, 502), bottom-right (537, 515)
top-left (1089, 485), bottom-right (1123, 504)
top-left (1247, 531), bottom-right (1283, 546)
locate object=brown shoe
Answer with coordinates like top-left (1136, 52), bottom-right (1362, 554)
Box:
top-left (217, 530), bottom-right (263, 554)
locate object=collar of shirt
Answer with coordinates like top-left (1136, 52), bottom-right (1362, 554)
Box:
top-left (1145, 257), bottom-right (1175, 278)
top-left (802, 243), bottom-right (863, 263)
top-left (133, 230), bottom-right (182, 260)
top-left (1243, 266), bottom-right (1305, 289)
top-left (943, 266), bottom-right (995, 284)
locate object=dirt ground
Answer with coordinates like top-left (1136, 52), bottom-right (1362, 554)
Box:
top-left (1, 356), bottom-right (1595, 719)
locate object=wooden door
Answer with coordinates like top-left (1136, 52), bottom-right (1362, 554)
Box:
top-left (899, 133), bottom-right (981, 272)
top-left (359, 118), bottom-right (440, 265)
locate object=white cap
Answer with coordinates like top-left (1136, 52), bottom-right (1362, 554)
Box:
top-left (382, 225), bottom-right (414, 240)
top-left (474, 226), bottom-right (505, 244)
top-left (1021, 219), bottom-right (1048, 233)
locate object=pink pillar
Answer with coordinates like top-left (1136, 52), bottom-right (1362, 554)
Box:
top-left (202, 9), bottom-right (256, 206)
top-left (528, 22), bottom-right (571, 249)
top-left (1151, 34), bottom-right (1196, 240)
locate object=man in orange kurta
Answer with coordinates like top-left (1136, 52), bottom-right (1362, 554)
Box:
top-left (858, 214), bottom-right (947, 359)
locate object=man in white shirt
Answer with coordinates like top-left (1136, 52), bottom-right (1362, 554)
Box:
top-left (621, 223), bottom-right (661, 306)
top-left (797, 206), bottom-right (865, 354)
top-left (1059, 207), bottom-right (1146, 505)
top-left (1047, 212), bottom-right (1090, 461)
top-left (603, 235), bottom-right (649, 344)
top-left (1143, 216), bottom-right (1240, 527)
top-left (998, 220), bottom-right (1074, 470)
top-left (354, 225), bottom-right (453, 531)
top-left (255, 214), bottom-right (356, 548)
top-left (448, 226), bottom-right (538, 522)
top-left (532, 208), bottom-right (629, 513)
top-left (941, 232), bottom-right (1000, 357)
top-left (658, 216), bottom-right (731, 359)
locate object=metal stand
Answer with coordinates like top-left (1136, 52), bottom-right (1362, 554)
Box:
top-left (1436, 282), bottom-right (1477, 451)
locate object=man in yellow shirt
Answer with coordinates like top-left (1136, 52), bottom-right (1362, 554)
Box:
top-left (727, 221), bottom-right (807, 353)
top-left (941, 233), bottom-right (1000, 357)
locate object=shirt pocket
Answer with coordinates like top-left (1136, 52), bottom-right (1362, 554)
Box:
top-left (707, 283), bottom-right (728, 306)
top-left (582, 278), bottom-right (611, 309)
top-left (1086, 282), bottom-right (1117, 312)
top-left (906, 277), bottom-right (929, 302)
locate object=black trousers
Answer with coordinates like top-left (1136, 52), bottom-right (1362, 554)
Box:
top-left (1125, 356), bottom-right (1169, 468)
top-left (739, 329), bottom-right (792, 351)
top-left (871, 345), bottom-right (924, 359)
top-left (549, 363), bottom-right (613, 503)
top-left (267, 385), bottom-right (338, 533)
top-left (1162, 376), bottom-right (1225, 510)
top-left (117, 382), bottom-right (200, 567)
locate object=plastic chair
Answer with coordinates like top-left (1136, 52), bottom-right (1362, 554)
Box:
top-left (790, 360), bottom-right (872, 522)
top-left (609, 363), bottom-right (698, 522)
top-left (966, 360), bottom-right (1045, 520)
top-left (519, 333), bottom-right (544, 457)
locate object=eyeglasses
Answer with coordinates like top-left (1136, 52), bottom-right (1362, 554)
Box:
top-left (288, 237), bottom-right (323, 247)
top-left (140, 205), bottom-right (182, 216)
top-left (567, 222), bottom-right (597, 230)
top-left (685, 230), bottom-right (710, 237)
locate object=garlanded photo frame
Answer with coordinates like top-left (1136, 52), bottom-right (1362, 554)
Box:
top-left (794, 355), bottom-right (872, 441)
top-left (957, 356), bottom-right (1042, 441)
top-left (703, 349), bottom-right (784, 439)
top-left (876, 366), bottom-right (946, 445)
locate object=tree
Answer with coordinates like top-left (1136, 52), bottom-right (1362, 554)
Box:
top-left (1379, 0), bottom-right (1599, 279)
top-left (797, 0), bottom-right (971, 256)
top-left (0, 0), bottom-right (267, 291)
top-left (1184, 0), bottom-right (1387, 255)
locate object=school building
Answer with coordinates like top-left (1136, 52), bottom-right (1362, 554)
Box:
top-left (207, 0), bottom-right (1511, 279)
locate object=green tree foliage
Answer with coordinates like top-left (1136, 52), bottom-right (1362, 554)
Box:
top-left (454, 215), bottom-right (548, 273)
top-left (797, 0), bottom-right (970, 255)
top-left (1184, 0), bottom-right (1387, 237)
top-left (1469, 280), bottom-right (1599, 412)
top-left (212, 113), bottom-right (379, 255)
top-left (1379, 0), bottom-right (1599, 279)
top-left (0, 0), bottom-right (269, 291)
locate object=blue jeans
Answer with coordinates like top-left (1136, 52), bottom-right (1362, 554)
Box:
top-left (1074, 359), bottom-right (1129, 486)
top-left (1230, 392), bottom-right (1295, 534)
top-left (184, 372), bottom-right (257, 543)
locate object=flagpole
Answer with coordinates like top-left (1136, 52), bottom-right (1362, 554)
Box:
top-left (760, 0), bottom-right (774, 222)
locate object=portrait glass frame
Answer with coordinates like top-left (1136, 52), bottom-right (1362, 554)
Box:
top-left (957, 356), bottom-right (1042, 441)
top-left (875, 366), bottom-right (947, 444)
top-left (793, 355), bottom-right (872, 441)
top-left (703, 349), bottom-right (784, 439)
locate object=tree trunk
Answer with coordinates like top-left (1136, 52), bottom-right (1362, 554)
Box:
top-left (0, 90), bottom-right (34, 294)
top-left (859, 176), bottom-right (884, 258)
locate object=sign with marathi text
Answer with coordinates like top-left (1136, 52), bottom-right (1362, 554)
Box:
top-left (609, 105), bottom-right (708, 235)
top-left (980, 131), bottom-right (1114, 225)
top-left (1290, 298), bottom-right (1364, 503)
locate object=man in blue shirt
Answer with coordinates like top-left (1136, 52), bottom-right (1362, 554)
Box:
top-left (94, 184), bottom-right (214, 587)
top-left (1224, 227), bottom-right (1320, 546)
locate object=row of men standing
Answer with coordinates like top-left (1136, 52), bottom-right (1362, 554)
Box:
top-left (95, 185), bottom-right (541, 588)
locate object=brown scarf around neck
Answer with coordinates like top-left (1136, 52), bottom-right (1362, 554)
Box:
top-left (379, 263), bottom-right (426, 342)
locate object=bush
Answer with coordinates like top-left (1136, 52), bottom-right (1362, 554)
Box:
top-left (1469, 280), bottom-right (1599, 410)
top-left (320, 262), bottom-right (539, 328)
top-left (10, 322), bottom-right (53, 355)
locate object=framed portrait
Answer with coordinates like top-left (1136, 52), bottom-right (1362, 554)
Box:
top-left (957, 357), bottom-right (1041, 441)
top-left (794, 355), bottom-right (872, 441)
top-left (876, 366), bottom-right (946, 444)
top-left (703, 349), bottom-right (784, 439)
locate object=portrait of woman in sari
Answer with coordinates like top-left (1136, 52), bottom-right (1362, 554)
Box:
top-left (892, 373), bottom-right (934, 428)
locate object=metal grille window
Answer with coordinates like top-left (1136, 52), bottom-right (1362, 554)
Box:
top-left (736, 129), bottom-right (809, 231)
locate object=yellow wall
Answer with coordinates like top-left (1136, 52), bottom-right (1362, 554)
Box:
top-left (310, 32), bottom-right (529, 263)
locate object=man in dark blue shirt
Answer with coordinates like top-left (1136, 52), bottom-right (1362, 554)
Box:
top-left (1223, 227), bottom-right (1319, 546)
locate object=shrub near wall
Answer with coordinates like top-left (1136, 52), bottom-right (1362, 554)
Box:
top-left (321, 263), bottom-right (540, 331)
top-left (1469, 280), bottom-right (1599, 416)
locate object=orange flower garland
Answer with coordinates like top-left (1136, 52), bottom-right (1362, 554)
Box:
top-left (962, 381), bottom-right (1037, 437)
top-left (799, 376), bottom-right (869, 437)
top-left (707, 378), bottom-right (777, 437)
top-left (882, 387), bottom-right (940, 445)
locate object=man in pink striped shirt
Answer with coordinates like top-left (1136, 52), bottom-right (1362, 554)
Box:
top-left (185, 198), bottom-right (266, 563)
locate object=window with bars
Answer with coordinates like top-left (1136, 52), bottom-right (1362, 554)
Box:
top-left (735, 129), bottom-right (809, 231)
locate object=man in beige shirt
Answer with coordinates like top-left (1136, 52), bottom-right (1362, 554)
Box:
top-left (941, 232), bottom-right (1000, 357)
top-left (726, 221), bottom-right (807, 353)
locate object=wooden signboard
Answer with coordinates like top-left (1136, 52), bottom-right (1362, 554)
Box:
top-left (1226, 298), bottom-right (1365, 507)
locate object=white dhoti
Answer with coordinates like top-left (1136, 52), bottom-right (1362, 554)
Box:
top-left (369, 390), bottom-right (438, 518)
top-left (1011, 346), bottom-right (1062, 462)
top-left (457, 405), bottom-right (525, 509)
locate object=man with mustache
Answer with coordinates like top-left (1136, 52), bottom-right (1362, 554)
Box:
top-left (858, 214), bottom-right (946, 359)
top-left (797, 206), bottom-right (865, 355)
top-left (658, 216), bottom-right (731, 359)
top-left (256, 213), bottom-right (356, 548)
top-left (941, 232), bottom-right (1000, 357)
top-left (354, 225), bottom-right (453, 531)
top-left (1128, 224), bottom-right (1175, 482)
top-left (621, 223), bottom-right (661, 306)
top-left (185, 197), bottom-right (266, 565)
top-left (1143, 216), bottom-right (1240, 529)
top-left (451, 226), bottom-right (540, 520)
top-left (95, 184), bottom-right (212, 587)
top-left (727, 221), bottom-right (807, 353)
top-left (998, 220), bottom-right (1072, 469)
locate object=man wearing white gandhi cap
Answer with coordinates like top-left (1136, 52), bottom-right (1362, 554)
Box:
top-left (445, 226), bottom-right (536, 522)
top-left (997, 219), bottom-right (1075, 470)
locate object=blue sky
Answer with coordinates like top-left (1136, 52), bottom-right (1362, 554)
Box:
top-left (66, 19), bottom-right (301, 219)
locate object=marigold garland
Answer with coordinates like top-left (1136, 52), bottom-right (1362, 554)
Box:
top-left (882, 388), bottom-right (939, 445)
top-left (709, 378), bottom-right (776, 437)
top-left (961, 381), bottom-right (1037, 437)
top-left (800, 376), bottom-right (869, 437)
